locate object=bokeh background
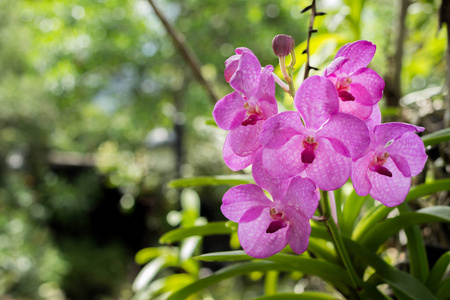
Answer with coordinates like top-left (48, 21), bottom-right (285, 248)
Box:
top-left (0, 0), bottom-right (448, 299)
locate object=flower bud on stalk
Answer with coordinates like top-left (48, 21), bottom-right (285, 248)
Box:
top-left (272, 34), bottom-right (296, 96)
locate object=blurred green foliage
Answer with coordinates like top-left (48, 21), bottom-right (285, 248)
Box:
top-left (0, 0), bottom-right (447, 298)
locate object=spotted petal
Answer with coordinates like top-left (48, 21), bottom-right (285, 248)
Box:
top-left (350, 68), bottom-right (385, 106)
top-left (351, 152), bottom-right (374, 196)
top-left (306, 138), bottom-right (351, 191)
top-left (230, 51), bottom-right (261, 97)
top-left (238, 207), bottom-right (289, 258)
top-left (260, 111), bottom-right (305, 149)
top-left (386, 132), bottom-right (427, 176)
top-left (223, 135), bottom-right (256, 171)
top-left (374, 123), bottom-right (425, 147)
top-left (368, 158), bottom-right (411, 207)
top-left (295, 76), bottom-right (340, 130)
top-left (221, 184), bottom-right (272, 223)
top-left (318, 113), bottom-right (370, 159)
top-left (285, 208), bottom-right (311, 254)
top-left (212, 91), bottom-right (247, 130)
top-left (228, 120), bottom-right (263, 156)
top-left (282, 176), bottom-right (319, 219)
top-left (336, 40), bottom-right (376, 75)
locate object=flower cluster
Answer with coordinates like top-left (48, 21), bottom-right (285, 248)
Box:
top-left (213, 40), bottom-right (427, 258)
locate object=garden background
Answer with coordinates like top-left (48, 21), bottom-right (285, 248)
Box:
top-left (0, 0), bottom-right (449, 299)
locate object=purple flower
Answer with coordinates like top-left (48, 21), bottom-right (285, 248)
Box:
top-left (260, 76), bottom-right (370, 191)
top-left (352, 123), bottom-right (428, 207)
top-left (324, 40), bottom-right (385, 120)
top-left (221, 152), bottom-right (319, 258)
top-left (213, 49), bottom-right (278, 171)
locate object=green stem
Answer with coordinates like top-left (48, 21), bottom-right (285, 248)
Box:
top-left (287, 65), bottom-right (296, 97)
top-left (264, 271), bottom-right (279, 295)
top-left (320, 190), bottom-right (367, 300)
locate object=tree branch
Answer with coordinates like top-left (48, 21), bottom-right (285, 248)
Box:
top-left (146, 0), bottom-right (219, 103)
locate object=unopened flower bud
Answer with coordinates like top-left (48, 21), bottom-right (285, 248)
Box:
top-left (272, 34), bottom-right (295, 57)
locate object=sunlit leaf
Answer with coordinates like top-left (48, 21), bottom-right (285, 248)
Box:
top-left (135, 247), bottom-right (177, 265)
top-left (159, 221), bottom-right (235, 244)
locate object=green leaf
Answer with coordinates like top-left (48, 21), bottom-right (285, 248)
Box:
top-left (340, 191), bottom-right (369, 237)
top-left (253, 292), bottom-right (338, 300)
top-left (312, 227), bottom-right (438, 300)
top-left (436, 277), bottom-right (450, 300)
top-left (135, 247), bottom-right (177, 265)
top-left (398, 203), bottom-right (429, 282)
top-left (166, 261), bottom-right (307, 300)
top-left (132, 274), bottom-right (195, 300)
top-left (422, 127), bottom-right (450, 146)
top-left (205, 118), bottom-right (218, 127)
top-left (353, 179), bottom-right (450, 240)
top-left (133, 255), bottom-right (178, 292)
top-left (359, 206), bottom-right (450, 250)
top-left (159, 221), bottom-right (235, 244)
top-left (426, 251), bottom-right (450, 292)
top-left (195, 251), bottom-right (352, 290)
top-left (168, 175), bottom-right (253, 188)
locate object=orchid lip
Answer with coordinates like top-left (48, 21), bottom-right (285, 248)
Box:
top-left (301, 137), bottom-right (319, 164)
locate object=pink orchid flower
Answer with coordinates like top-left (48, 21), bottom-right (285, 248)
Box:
top-left (352, 123), bottom-right (428, 207)
top-left (260, 75), bottom-right (370, 191)
top-left (324, 40), bottom-right (385, 120)
top-left (213, 48), bottom-right (278, 171)
top-left (221, 151), bottom-right (319, 258)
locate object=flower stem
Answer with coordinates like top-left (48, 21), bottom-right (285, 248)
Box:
top-left (320, 190), bottom-right (367, 300)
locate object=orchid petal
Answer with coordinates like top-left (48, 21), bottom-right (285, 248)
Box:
top-left (339, 98), bottom-right (374, 120)
top-left (318, 113), bottom-right (370, 159)
top-left (230, 51), bottom-right (261, 97)
top-left (350, 68), bottom-right (385, 105)
top-left (368, 158), bottom-right (411, 207)
top-left (260, 111), bottom-right (305, 148)
top-left (252, 151), bottom-right (291, 201)
top-left (223, 135), bottom-right (256, 171)
top-left (262, 134), bottom-right (306, 179)
top-left (224, 55), bottom-right (240, 82)
top-left (254, 65), bottom-right (277, 107)
top-left (324, 57), bottom-right (349, 77)
top-left (374, 123), bottom-right (425, 147)
top-left (228, 121), bottom-right (263, 156)
top-left (351, 152), bottom-right (374, 196)
top-left (387, 132), bottom-right (427, 176)
top-left (365, 104), bottom-right (381, 132)
top-left (336, 40), bottom-right (376, 74)
top-left (283, 176), bottom-right (319, 219)
top-left (285, 209), bottom-right (311, 254)
top-left (238, 207), bottom-right (289, 258)
top-left (221, 184), bottom-right (272, 223)
top-left (306, 139), bottom-right (351, 191)
top-left (295, 76), bottom-right (340, 130)
top-left (212, 91), bottom-right (247, 130)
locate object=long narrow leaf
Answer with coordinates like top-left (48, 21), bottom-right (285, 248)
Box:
top-left (398, 203), bottom-right (429, 282)
top-left (426, 251), bottom-right (450, 292)
top-left (436, 277), bottom-right (450, 300)
top-left (168, 175), bottom-right (253, 188)
top-left (253, 292), bottom-right (338, 300)
top-left (340, 191), bottom-right (368, 237)
top-left (421, 127), bottom-right (450, 146)
top-left (166, 261), bottom-right (318, 300)
top-left (159, 221), bottom-right (235, 244)
top-left (353, 179), bottom-right (450, 240)
top-left (359, 206), bottom-right (450, 250)
top-left (312, 227), bottom-right (438, 300)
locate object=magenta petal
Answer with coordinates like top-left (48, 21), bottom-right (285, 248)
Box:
top-left (387, 132), bottom-right (427, 176)
top-left (238, 207), bottom-right (288, 258)
top-left (221, 184), bottom-right (272, 223)
top-left (295, 76), bottom-right (340, 130)
top-left (318, 113), bottom-right (370, 159)
top-left (336, 40), bottom-right (376, 74)
top-left (350, 68), bottom-right (385, 106)
top-left (306, 139), bottom-right (351, 191)
top-left (224, 55), bottom-right (240, 82)
top-left (365, 104), bottom-right (381, 132)
top-left (228, 121), bottom-right (263, 156)
top-left (374, 123), bottom-right (425, 147)
top-left (283, 176), bottom-right (319, 219)
top-left (324, 57), bottom-right (349, 77)
top-left (262, 135), bottom-right (306, 179)
top-left (254, 65), bottom-right (277, 106)
top-left (368, 158), bottom-right (411, 207)
top-left (223, 135), bottom-right (256, 171)
top-left (285, 209), bottom-right (311, 254)
top-left (351, 153), bottom-right (373, 196)
top-left (339, 97), bottom-right (374, 120)
top-left (335, 42), bottom-right (351, 58)
top-left (212, 91), bottom-right (247, 130)
top-left (260, 111), bottom-right (305, 149)
top-left (229, 51), bottom-right (261, 97)
top-left (252, 151), bottom-right (291, 201)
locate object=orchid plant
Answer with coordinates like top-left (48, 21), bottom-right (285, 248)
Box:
top-left (133, 5), bottom-right (450, 300)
